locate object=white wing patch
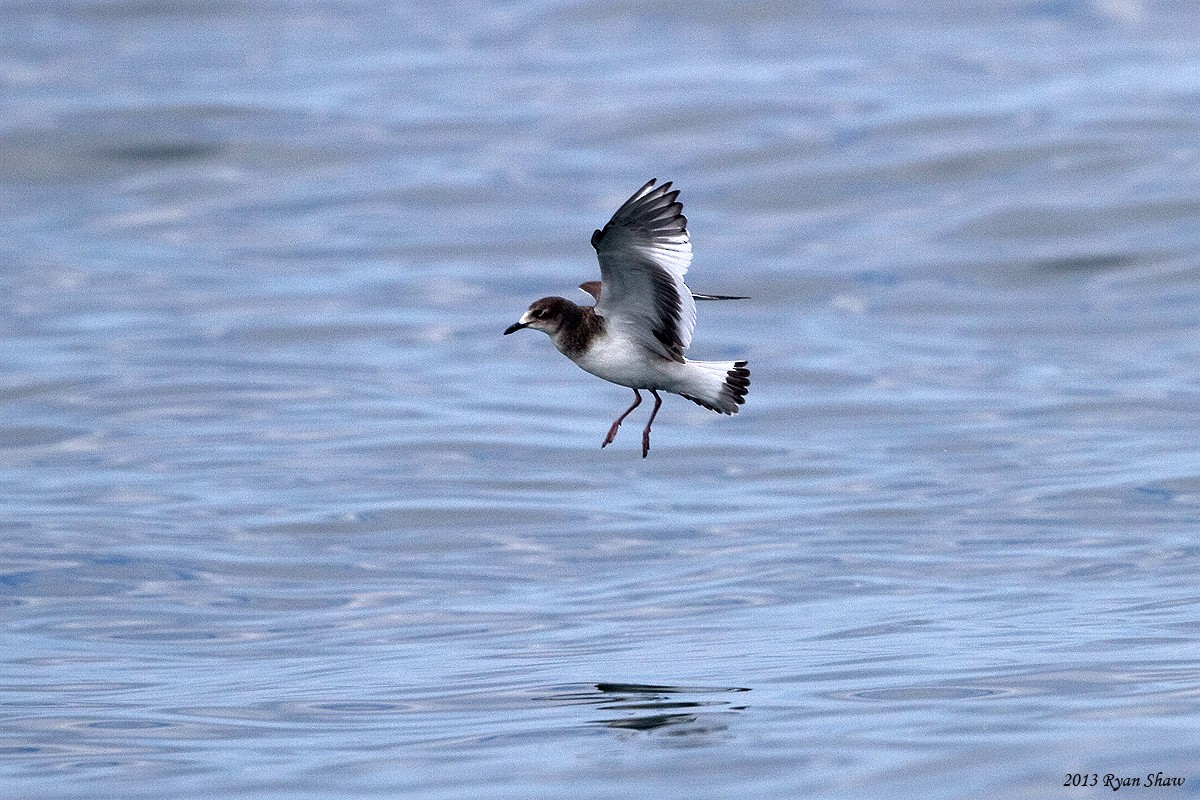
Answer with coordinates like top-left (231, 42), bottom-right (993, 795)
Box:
top-left (591, 179), bottom-right (696, 363)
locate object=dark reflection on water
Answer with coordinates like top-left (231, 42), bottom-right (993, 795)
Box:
top-left (586, 683), bottom-right (749, 733)
top-left (96, 142), bottom-right (225, 164)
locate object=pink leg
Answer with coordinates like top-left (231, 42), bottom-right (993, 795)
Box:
top-left (641, 390), bottom-right (663, 458)
top-left (602, 389), bottom-right (642, 448)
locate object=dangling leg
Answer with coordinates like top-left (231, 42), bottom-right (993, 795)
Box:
top-left (602, 389), bottom-right (642, 448)
top-left (641, 390), bottom-right (663, 458)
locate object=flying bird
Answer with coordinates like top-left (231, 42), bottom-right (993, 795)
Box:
top-left (503, 179), bottom-right (750, 457)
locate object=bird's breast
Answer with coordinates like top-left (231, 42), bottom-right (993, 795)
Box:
top-left (565, 328), bottom-right (665, 390)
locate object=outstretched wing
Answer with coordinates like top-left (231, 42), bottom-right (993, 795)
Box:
top-left (692, 291), bottom-right (749, 301)
top-left (580, 280), bottom-right (746, 303)
top-left (590, 179), bottom-right (695, 362)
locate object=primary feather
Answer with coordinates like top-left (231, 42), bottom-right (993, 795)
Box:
top-left (591, 179), bottom-right (696, 363)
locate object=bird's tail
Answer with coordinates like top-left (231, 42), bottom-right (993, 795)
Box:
top-left (678, 359), bottom-right (751, 415)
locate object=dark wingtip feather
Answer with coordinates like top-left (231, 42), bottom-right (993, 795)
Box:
top-left (693, 292), bottom-right (749, 301)
top-left (592, 178), bottom-right (688, 251)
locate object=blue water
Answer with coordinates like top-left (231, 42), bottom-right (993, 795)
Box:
top-left (3, 1), bottom-right (1200, 798)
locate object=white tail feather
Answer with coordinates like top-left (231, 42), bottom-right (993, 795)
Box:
top-left (677, 359), bottom-right (751, 414)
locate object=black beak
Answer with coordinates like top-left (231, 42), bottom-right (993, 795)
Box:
top-left (503, 322), bottom-right (526, 335)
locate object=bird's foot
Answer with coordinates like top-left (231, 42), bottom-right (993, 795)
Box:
top-left (602, 421), bottom-right (621, 448)
top-left (640, 390), bottom-right (661, 458)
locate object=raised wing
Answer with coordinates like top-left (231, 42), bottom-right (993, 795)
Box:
top-left (590, 179), bottom-right (695, 362)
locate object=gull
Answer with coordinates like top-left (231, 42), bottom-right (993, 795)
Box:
top-left (503, 179), bottom-right (750, 457)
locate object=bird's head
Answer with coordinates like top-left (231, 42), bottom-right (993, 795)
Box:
top-left (503, 296), bottom-right (575, 337)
